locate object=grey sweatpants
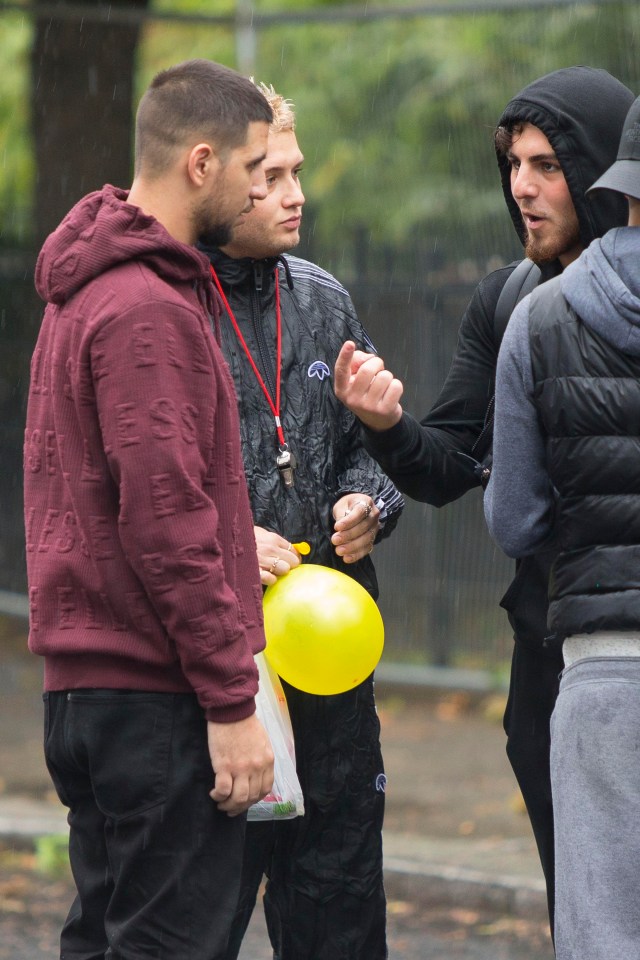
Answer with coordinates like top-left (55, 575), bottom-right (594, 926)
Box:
top-left (551, 656), bottom-right (640, 960)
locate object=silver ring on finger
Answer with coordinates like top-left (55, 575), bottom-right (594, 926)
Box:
top-left (269, 557), bottom-right (280, 575)
top-left (355, 499), bottom-right (373, 519)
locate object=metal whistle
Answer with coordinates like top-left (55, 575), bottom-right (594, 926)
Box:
top-left (276, 447), bottom-right (297, 489)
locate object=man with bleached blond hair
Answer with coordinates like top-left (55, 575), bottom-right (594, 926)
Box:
top-left (201, 81), bottom-right (403, 960)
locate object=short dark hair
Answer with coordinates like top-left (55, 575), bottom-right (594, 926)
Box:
top-left (135, 59), bottom-right (273, 177)
top-left (494, 120), bottom-right (524, 158)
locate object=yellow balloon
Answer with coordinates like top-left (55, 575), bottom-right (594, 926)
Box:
top-left (262, 565), bottom-right (384, 695)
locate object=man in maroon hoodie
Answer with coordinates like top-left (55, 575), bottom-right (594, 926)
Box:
top-left (24, 59), bottom-right (275, 960)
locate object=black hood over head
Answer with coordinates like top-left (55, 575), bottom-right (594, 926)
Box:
top-left (496, 66), bottom-right (634, 251)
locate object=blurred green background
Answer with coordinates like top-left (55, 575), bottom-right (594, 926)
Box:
top-left (1, 0), bottom-right (638, 673)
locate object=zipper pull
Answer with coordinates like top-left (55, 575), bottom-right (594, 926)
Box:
top-left (253, 261), bottom-right (264, 293)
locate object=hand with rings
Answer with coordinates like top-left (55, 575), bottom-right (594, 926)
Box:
top-left (331, 493), bottom-right (381, 564)
top-left (254, 525), bottom-right (302, 586)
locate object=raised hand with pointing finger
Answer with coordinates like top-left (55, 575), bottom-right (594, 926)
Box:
top-left (334, 340), bottom-right (404, 432)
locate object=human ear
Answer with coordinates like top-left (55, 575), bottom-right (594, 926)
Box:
top-left (187, 143), bottom-right (218, 187)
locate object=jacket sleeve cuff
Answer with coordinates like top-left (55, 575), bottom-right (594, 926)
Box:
top-left (204, 698), bottom-right (257, 724)
top-left (361, 417), bottom-right (410, 455)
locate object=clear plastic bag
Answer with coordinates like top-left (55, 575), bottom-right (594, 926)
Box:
top-left (248, 652), bottom-right (305, 821)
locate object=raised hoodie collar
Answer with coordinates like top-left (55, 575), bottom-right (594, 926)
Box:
top-left (202, 245), bottom-right (294, 292)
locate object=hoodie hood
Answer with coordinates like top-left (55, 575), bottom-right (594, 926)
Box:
top-left (561, 227), bottom-right (640, 357)
top-left (496, 67), bottom-right (634, 252)
top-left (36, 184), bottom-right (211, 306)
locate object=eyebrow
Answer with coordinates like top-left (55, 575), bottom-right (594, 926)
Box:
top-left (507, 149), bottom-right (559, 165)
top-left (264, 156), bottom-right (305, 173)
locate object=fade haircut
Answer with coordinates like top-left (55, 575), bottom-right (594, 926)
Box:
top-left (254, 81), bottom-right (296, 133)
top-left (135, 59), bottom-right (273, 178)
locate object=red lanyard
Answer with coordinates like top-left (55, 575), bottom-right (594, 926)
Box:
top-left (210, 264), bottom-right (285, 448)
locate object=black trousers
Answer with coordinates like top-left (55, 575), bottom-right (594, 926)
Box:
top-left (44, 690), bottom-right (246, 960)
top-left (224, 675), bottom-right (387, 960)
top-left (503, 641), bottom-right (563, 936)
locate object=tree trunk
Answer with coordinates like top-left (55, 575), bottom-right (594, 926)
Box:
top-left (31, 0), bottom-right (149, 246)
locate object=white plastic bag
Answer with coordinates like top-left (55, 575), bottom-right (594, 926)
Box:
top-left (248, 652), bottom-right (305, 821)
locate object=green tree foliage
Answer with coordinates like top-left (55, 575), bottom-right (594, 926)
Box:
top-left (1, 0), bottom-right (638, 270)
top-left (249, 1), bottom-right (639, 279)
top-left (0, 15), bottom-right (33, 246)
top-left (1, 0), bottom-right (638, 658)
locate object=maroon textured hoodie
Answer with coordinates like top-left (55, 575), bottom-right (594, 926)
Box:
top-left (25, 185), bottom-right (265, 722)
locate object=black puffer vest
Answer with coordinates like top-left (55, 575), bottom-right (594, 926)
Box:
top-left (529, 279), bottom-right (640, 639)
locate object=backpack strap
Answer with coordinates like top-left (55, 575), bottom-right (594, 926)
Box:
top-left (493, 258), bottom-right (541, 348)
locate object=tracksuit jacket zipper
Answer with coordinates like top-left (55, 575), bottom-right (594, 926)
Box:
top-left (250, 260), bottom-right (278, 402)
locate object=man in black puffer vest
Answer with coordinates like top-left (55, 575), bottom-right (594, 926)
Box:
top-left (335, 67), bottom-right (634, 934)
top-left (486, 93), bottom-right (640, 960)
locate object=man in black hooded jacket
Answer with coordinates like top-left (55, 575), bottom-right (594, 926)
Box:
top-left (200, 84), bottom-right (403, 960)
top-left (335, 66), bottom-right (634, 931)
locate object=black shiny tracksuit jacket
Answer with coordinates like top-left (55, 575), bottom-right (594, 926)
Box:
top-left (205, 246), bottom-right (403, 960)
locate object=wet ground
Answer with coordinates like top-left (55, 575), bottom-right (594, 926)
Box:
top-left (0, 614), bottom-right (554, 957)
top-left (0, 840), bottom-right (551, 959)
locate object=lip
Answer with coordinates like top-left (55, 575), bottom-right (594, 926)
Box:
top-left (282, 216), bottom-right (301, 229)
top-left (521, 210), bottom-right (547, 231)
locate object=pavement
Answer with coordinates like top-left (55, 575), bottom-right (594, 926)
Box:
top-left (0, 637), bottom-right (550, 928)
top-left (0, 797), bottom-right (546, 920)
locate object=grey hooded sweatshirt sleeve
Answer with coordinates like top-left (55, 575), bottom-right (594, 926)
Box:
top-left (484, 294), bottom-right (555, 558)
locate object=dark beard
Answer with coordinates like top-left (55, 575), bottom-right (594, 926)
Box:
top-left (524, 218), bottom-right (581, 265)
top-left (197, 220), bottom-right (233, 248)
top-left (525, 234), bottom-right (561, 264)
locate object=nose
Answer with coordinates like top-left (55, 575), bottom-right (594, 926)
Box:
top-left (250, 167), bottom-right (268, 201)
top-left (284, 179), bottom-right (305, 209)
top-left (511, 163), bottom-right (537, 201)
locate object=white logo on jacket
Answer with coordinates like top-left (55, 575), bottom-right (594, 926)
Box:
top-left (307, 360), bottom-right (331, 381)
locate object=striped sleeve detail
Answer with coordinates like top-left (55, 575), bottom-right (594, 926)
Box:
top-left (283, 255), bottom-right (350, 297)
top-left (376, 479), bottom-right (405, 520)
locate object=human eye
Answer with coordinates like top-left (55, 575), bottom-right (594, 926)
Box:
top-left (540, 158), bottom-right (561, 174)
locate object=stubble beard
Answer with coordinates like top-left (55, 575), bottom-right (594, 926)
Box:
top-left (226, 222), bottom-right (300, 260)
top-left (197, 217), bottom-right (233, 249)
top-left (193, 190), bottom-right (235, 249)
top-left (524, 215), bottom-right (581, 266)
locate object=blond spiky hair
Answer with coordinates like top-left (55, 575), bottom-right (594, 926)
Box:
top-left (253, 80), bottom-right (296, 132)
